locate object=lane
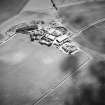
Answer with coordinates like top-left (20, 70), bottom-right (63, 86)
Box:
top-left (0, 9), bottom-right (89, 105)
top-left (0, 1), bottom-right (90, 105)
top-left (57, 0), bottom-right (105, 32)
top-left (32, 56), bottom-right (90, 105)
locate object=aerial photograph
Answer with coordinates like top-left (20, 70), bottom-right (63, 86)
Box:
top-left (0, 0), bottom-right (105, 105)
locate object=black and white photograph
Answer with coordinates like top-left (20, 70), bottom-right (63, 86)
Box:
top-left (0, 0), bottom-right (105, 105)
